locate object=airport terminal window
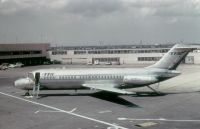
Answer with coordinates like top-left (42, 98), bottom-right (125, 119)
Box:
top-left (113, 75), bottom-right (115, 79)
top-left (23, 51), bottom-right (30, 54)
top-left (92, 58), bottom-right (119, 63)
top-left (138, 57), bottom-right (161, 61)
top-left (0, 52), bottom-right (11, 56)
top-left (74, 51), bottom-right (86, 55)
top-left (0, 50), bottom-right (42, 56)
top-left (87, 49), bottom-right (169, 55)
top-left (30, 51), bottom-right (41, 54)
top-left (52, 51), bottom-right (67, 55)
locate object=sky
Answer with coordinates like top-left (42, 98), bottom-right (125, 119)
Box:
top-left (0, 0), bottom-right (200, 46)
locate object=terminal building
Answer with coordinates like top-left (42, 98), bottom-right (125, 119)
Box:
top-left (0, 43), bottom-right (50, 65)
top-left (49, 44), bottom-right (200, 65)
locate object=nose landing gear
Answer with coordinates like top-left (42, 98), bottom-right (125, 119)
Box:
top-left (25, 90), bottom-right (30, 96)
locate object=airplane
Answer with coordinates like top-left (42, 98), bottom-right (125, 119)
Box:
top-left (14, 44), bottom-right (198, 97)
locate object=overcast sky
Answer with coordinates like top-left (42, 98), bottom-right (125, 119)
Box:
top-left (0, 0), bottom-right (200, 46)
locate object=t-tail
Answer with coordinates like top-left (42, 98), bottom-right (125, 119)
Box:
top-left (148, 44), bottom-right (197, 70)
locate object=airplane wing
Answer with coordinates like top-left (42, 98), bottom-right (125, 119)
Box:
top-left (82, 84), bottom-right (134, 95)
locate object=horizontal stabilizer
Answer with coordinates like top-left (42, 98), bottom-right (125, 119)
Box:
top-left (82, 84), bottom-right (134, 95)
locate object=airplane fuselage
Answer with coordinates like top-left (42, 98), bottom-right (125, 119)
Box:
top-left (16, 67), bottom-right (180, 90)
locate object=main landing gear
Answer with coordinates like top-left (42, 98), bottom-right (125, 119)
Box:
top-left (147, 85), bottom-right (161, 95)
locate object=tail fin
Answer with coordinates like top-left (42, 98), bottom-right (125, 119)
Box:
top-left (148, 44), bottom-right (197, 70)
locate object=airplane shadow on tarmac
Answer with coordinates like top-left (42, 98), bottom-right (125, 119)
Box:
top-left (91, 91), bottom-right (141, 108)
top-left (37, 91), bottom-right (140, 108)
top-left (29, 90), bottom-right (200, 107)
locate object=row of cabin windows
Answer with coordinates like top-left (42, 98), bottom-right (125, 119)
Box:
top-left (42, 75), bottom-right (124, 80)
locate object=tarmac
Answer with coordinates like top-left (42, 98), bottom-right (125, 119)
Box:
top-left (0, 64), bottom-right (200, 129)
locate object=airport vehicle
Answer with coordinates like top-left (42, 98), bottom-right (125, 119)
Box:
top-left (0, 65), bottom-right (8, 70)
top-left (8, 64), bottom-right (15, 68)
top-left (87, 62), bottom-right (93, 65)
top-left (0, 63), bottom-right (9, 70)
top-left (15, 62), bottom-right (24, 67)
top-left (8, 62), bottom-right (24, 68)
top-left (14, 44), bottom-right (197, 96)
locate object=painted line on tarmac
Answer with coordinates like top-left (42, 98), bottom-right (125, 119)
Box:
top-left (99, 110), bottom-right (112, 114)
top-left (35, 110), bottom-right (64, 114)
top-left (0, 92), bottom-right (127, 129)
top-left (70, 107), bottom-right (77, 113)
top-left (35, 107), bottom-right (77, 114)
top-left (118, 117), bottom-right (200, 122)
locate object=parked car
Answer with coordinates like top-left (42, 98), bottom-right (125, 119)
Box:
top-left (8, 64), bottom-right (15, 68)
top-left (0, 63), bottom-right (9, 70)
top-left (52, 60), bottom-right (61, 64)
top-left (43, 60), bottom-right (52, 65)
top-left (0, 65), bottom-right (8, 70)
top-left (15, 62), bottom-right (24, 67)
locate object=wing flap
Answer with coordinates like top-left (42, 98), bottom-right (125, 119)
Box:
top-left (82, 84), bottom-right (133, 95)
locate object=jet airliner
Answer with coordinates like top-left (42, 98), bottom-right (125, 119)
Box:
top-left (14, 44), bottom-right (197, 96)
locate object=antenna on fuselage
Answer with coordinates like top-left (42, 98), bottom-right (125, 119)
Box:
top-left (32, 72), bottom-right (40, 98)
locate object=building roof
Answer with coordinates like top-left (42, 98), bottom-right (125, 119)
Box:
top-left (51, 44), bottom-right (174, 50)
top-left (0, 43), bottom-right (50, 51)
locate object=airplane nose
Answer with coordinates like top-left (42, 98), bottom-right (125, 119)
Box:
top-left (14, 78), bottom-right (35, 90)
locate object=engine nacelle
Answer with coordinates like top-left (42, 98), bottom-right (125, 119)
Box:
top-left (123, 76), bottom-right (158, 86)
top-left (14, 77), bottom-right (35, 90)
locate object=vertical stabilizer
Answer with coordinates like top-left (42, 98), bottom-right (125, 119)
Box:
top-left (148, 44), bottom-right (197, 70)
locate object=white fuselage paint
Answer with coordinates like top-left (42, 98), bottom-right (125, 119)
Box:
top-left (15, 67), bottom-right (180, 90)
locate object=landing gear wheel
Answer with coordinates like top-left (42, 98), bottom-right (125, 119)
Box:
top-left (25, 91), bottom-right (30, 96)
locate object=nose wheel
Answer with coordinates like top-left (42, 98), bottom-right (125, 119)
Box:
top-left (25, 90), bottom-right (30, 96)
